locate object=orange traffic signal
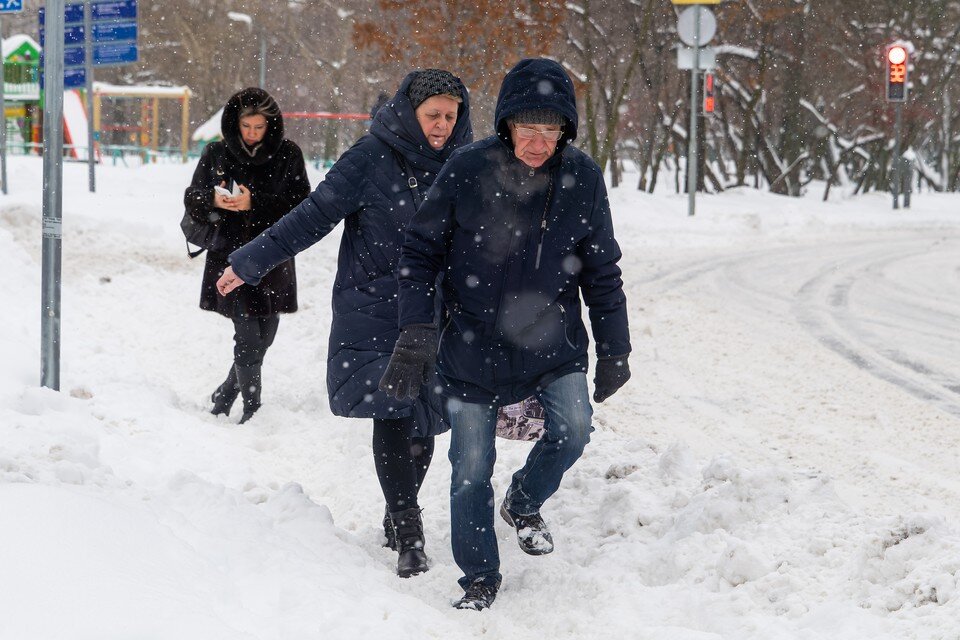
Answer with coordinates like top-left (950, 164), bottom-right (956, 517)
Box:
top-left (703, 73), bottom-right (716, 114)
top-left (888, 46), bottom-right (907, 65)
top-left (885, 44), bottom-right (909, 102)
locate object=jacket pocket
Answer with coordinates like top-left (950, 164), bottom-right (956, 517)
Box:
top-left (557, 303), bottom-right (577, 349)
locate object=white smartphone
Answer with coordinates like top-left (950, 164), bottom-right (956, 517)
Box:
top-left (214, 185), bottom-right (233, 197)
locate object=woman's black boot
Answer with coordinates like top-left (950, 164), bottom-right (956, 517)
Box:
top-left (390, 507), bottom-right (428, 578)
top-left (210, 366), bottom-right (240, 416)
top-left (235, 364), bottom-right (262, 424)
top-left (382, 505), bottom-right (397, 550)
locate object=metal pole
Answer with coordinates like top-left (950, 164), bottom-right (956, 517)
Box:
top-left (259, 29), bottom-right (266, 89)
top-left (84, 0), bottom-right (95, 192)
top-left (0, 14), bottom-right (8, 196)
top-left (892, 102), bottom-right (902, 210)
top-left (42, 0), bottom-right (66, 390)
top-left (943, 82), bottom-right (951, 191)
top-left (686, 5), bottom-right (701, 217)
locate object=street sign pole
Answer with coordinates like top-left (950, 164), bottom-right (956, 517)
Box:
top-left (42, 0), bottom-right (66, 390)
top-left (676, 2), bottom-right (715, 216)
top-left (892, 102), bottom-right (902, 210)
top-left (84, 0), bottom-right (95, 192)
top-left (259, 29), bottom-right (266, 89)
top-left (884, 42), bottom-right (909, 210)
top-left (0, 14), bottom-right (7, 196)
top-left (686, 5), bottom-right (701, 217)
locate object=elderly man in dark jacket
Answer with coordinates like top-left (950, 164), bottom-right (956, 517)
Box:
top-left (379, 58), bottom-right (631, 610)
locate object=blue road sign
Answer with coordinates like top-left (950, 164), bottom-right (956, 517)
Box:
top-left (92, 0), bottom-right (136, 21)
top-left (40, 1), bottom-right (137, 26)
top-left (65, 25), bottom-right (84, 44)
top-left (39, 0), bottom-right (139, 85)
top-left (64, 66), bottom-right (86, 88)
top-left (63, 47), bottom-right (85, 67)
top-left (39, 65), bottom-right (86, 90)
top-left (39, 25), bottom-right (85, 47)
top-left (0, 0), bottom-right (24, 14)
top-left (94, 43), bottom-right (137, 65)
top-left (93, 23), bottom-right (137, 42)
top-left (39, 3), bottom-right (84, 25)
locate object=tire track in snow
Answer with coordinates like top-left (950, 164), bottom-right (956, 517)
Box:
top-left (639, 232), bottom-right (960, 418)
top-left (792, 234), bottom-right (960, 418)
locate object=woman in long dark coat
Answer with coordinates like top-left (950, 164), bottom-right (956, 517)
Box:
top-left (216, 70), bottom-right (472, 578)
top-left (184, 88), bottom-right (310, 424)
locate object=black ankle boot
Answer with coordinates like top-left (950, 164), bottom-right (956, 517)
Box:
top-left (390, 507), bottom-right (428, 578)
top-left (210, 366), bottom-right (240, 416)
top-left (382, 505), bottom-right (397, 550)
top-left (235, 364), bottom-right (262, 424)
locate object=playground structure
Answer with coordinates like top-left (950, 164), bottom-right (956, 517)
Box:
top-left (93, 82), bottom-right (193, 163)
top-left (2, 34), bottom-right (193, 163)
top-left (2, 34), bottom-right (41, 151)
top-left (192, 108), bottom-right (370, 167)
top-left (3, 30), bottom-right (369, 166)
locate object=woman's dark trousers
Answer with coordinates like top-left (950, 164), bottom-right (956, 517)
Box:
top-left (214, 315), bottom-right (280, 420)
top-left (373, 416), bottom-right (435, 577)
top-left (372, 416), bottom-right (435, 512)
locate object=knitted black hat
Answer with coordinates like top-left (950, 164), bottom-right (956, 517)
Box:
top-left (510, 108), bottom-right (565, 126)
top-left (407, 69), bottom-right (464, 109)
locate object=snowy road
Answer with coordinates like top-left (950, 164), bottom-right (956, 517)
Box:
top-left (628, 230), bottom-right (960, 517)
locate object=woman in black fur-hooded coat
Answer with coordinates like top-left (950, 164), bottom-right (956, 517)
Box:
top-left (183, 87), bottom-right (310, 423)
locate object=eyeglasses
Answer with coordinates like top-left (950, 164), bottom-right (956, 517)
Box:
top-left (512, 125), bottom-right (563, 142)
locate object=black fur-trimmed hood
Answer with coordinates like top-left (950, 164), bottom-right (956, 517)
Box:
top-left (221, 87), bottom-right (284, 166)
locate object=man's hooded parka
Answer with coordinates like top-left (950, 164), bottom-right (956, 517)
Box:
top-left (396, 58), bottom-right (631, 405)
top-left (228, 72), bottom-right (473, 434)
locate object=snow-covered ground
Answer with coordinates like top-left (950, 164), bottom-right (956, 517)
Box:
top-left (3, 155), bottom-right (960, 639)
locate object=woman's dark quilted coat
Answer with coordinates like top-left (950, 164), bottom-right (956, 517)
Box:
top-left (228, 73), bottom-right (472, 432)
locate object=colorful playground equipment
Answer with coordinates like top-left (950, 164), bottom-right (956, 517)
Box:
top-left (2, 34), bottom-right (41, 151)
top-left (93, 82), bottom-right (192, 163)
top-left (192, 107), bottom-right (371, 167)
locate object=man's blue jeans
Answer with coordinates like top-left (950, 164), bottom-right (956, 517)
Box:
top-left (447, 372), bottom-right (594, 587)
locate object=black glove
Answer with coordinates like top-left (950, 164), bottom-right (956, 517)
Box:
top-left (593, 355), bottom-right (630, 403)
top-left (378, 324), bottom-right (438, 401)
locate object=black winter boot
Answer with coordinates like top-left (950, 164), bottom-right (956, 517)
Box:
top-left (235, 364), bottom-right (262, 424)
top-left (210, 366), bottom-right (240, 416)
top-left (382, 505), bottom-right (397, 550)
top-left (500, 501), bottom-right (554, 555)
top-left (390, 507), bottom-right (428, 578)
top-left (453, 577), bottom-right (501, 610)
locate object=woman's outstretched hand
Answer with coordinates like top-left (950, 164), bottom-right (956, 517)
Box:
top-left (217, 266), bottom-right (244, 296)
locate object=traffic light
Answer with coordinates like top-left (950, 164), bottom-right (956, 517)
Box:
top-left (703, 73), bottom-right (716, 114)
top-left (885, 44), bottom-right (909, 102)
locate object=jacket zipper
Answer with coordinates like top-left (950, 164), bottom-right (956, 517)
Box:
top-left (534, 217), bottom-right (548, 269)
top-left (534, 174), bottom-right (554, 270)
